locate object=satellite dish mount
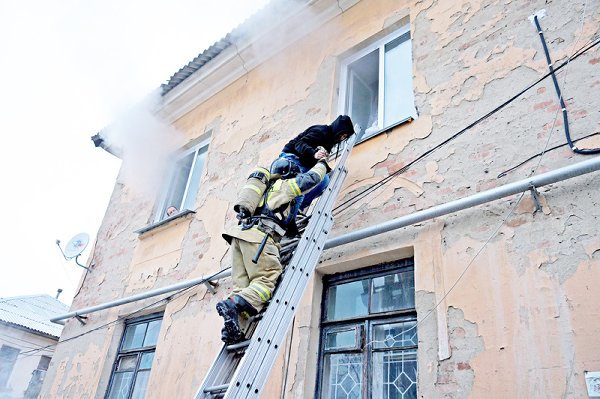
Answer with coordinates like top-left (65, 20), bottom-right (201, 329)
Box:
top-left (56, 232), bottom-right (91, 272)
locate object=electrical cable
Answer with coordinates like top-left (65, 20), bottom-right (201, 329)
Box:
top-left (0, 333), bottom-right (47, 351)
top-left (364, 8), bottom-right (596, 347)
top-left (332, 36), bottom-right (600, 217)
top-left (497, 132), bottom-right (600, 179)
top-left (533, 16), bottom-right (600, 155)
top-left (498, 132), bottom-right (600, 178)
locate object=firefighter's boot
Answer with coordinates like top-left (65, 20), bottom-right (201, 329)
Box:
top-left (216, 298), bottom-right (244, 344)
top-left (232, 295), bottom-right (259, 320)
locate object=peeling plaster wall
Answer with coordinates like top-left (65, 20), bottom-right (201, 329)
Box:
top-left (42, 0), bottom-right (600, 398)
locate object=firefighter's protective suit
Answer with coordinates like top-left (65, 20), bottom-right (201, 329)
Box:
top-left (217, 159), bottom-right (329, 343)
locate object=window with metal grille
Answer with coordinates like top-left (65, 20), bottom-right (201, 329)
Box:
top-left (105, 314), bottom-right (163, 399)
top-left (339, 25), bottom-right (416, 141)
top-left (317, 259), bottom-right (417, 399)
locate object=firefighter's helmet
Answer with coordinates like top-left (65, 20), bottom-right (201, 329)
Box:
top-left (270, 158), bottom-right (301, 180)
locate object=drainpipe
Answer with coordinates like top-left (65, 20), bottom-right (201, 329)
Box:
top-left (51, 156), bottom-right (600, 323)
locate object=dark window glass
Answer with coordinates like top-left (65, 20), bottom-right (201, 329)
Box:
top-left (106, 315), bottom-right (162, 399)
top-left (38, 355), bottom-right (51, 371)
top-left (122, 324), bottom-right (147, 350)
top-left (326, 280), bottom-right (369, 321)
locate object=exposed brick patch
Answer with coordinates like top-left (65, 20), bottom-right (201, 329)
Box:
top-left (457, 362), bottom-right (472, 370)
top-left (383, 202), bottom-right (404, 213)
top-left (534, 100), bottom-right (554, 111)
top-left (589, 57), bottom-right (600, 65)
top-left (507, 216), bottom-right (528, 227)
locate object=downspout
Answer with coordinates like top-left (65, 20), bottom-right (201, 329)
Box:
top-left (51, 156), bottom-right (600, 323)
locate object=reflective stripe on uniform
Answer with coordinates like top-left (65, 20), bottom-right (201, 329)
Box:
top-left (249, 283), bottom-right (271, 301)
top-left (243, 184), bottom-right (263, 195)
top-left (313, 163), bottom-right (326, 179)
top-left (287, 179), bottom-right (301, 196)
top-left (266, 180), bottom-right (283, 203)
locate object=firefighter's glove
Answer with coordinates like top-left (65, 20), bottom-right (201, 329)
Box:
top-left (284, 220), bottom-right (300, 238)
top-left (236, 207), bottom-right (251, 222)
top-left (318, 159), bottom-right (332, 174)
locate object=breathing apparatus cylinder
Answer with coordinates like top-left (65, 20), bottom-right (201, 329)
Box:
top-left (234, 167), bottom-right (271, 216)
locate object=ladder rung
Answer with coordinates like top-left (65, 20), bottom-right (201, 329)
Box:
top-left (226, 340), bottom-right (250, 351)
top-left (250, 313), bottom-right (264, 322)
top-left (194, 133), bottom-right (357, 399)
top-left (204, 383), bottom-right (229, 393)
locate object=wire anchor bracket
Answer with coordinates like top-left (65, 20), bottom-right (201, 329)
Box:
top-left (528, 185), bottom-right (543, 214)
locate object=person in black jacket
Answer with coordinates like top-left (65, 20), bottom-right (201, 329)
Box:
top-left (278, 115), bottom-right (354, 215)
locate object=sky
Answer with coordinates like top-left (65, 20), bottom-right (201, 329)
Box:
top-left (0, 0), bottom-right (270, 306)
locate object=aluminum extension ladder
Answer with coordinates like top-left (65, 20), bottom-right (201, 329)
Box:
top-left (195, 132), bottom-right (358, 399)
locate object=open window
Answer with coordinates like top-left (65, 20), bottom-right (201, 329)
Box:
top-left (154, 140), bottom-right (208, 222)
top-left (339, 25), bottom-right (416, 141)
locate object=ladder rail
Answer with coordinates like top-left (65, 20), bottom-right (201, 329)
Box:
top-left (225, 136), bottom-right (356, 398)
top-left (195, 134), bottom-right (357, 399)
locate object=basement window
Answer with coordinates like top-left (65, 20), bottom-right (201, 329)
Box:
top-left (154, 139), bottom-right (209, 223)
top-left (316, 259), bottom-right (417, 399)
top-left (339, 25), bottom-right (416, 141)
top-left (106, 314), bottom-right (163, 399)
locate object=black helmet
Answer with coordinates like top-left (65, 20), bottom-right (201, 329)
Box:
top-left (270, 158), bottom-right (301, 179)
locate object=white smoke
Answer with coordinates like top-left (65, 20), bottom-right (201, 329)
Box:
top-left (101, 90), bottom-right (186, 198)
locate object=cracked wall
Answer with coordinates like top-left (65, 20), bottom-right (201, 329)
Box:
top-left (42, 0), bottom-right (600, 398)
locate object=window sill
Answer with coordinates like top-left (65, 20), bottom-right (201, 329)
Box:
top-left (356, 116), bottom-right (414, 145)
top-left (134, 209), bottom-right (195, 235)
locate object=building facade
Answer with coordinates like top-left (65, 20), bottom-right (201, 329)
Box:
top-left (42, 0), bottom-right (600, 398)
top-left (0, 295), bottom-right (68, 399)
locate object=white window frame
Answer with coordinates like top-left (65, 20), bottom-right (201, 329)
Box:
top-left (154, 138), bottom-right (209, 223)
top-left (338, 24), bottom-right (416, 141)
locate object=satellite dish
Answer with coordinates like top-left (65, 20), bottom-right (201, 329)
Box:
top-left (56, 232), bottom-right (92, 272)
top-left (63, 232), bottom-right (90, 259)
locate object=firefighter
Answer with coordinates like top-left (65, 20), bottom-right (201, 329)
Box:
top-left (278, 115), bottom-right (354, 214)
top-left (217, 158), bottom-right (331, 344)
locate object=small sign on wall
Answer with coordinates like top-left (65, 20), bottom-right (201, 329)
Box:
top-left (586, 372), bottom-right (600, 398)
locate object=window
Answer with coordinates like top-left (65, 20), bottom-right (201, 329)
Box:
top-left (106, 314), bottom-right (163, 399)
top-left (317, 259), bottom-right (417, 399)
top-left (37, 355), bottom-right (51, 371)
top-left (155, 140), bottom-right (208, 222)
top-left (339, 26), bottom-right (416, 140)
top-left (0, 345), bottom-right (20, 388)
